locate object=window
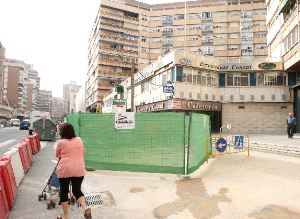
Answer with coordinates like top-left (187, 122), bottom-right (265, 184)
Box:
top-left (189, 92), bottom-right (192, 99)
top-left (152, 28), bottom-right (160, 32)
top-left (229, 33), bottom-right (239, 39)
top-left (226, 73), bottom-right (249, 86)
top-left (175, 14), bottom-right (184, 20)
top-left (264, 73), bottom-right (287, 86)
top-left (177, 26), bottom-right (184, 31)
top-left (220, 95), bottom-right (224, 101)
top-left (271, 94), bottom-right (276, 100)
top-left (141, 81), bottom-right (149, 93)
top-left (205, 94), bottom-right (208, 100)
top-left (261, 95), bottom-right (265, 100)
top-left (162, 16), bottom-right (173, 25)
top-left (283, 27), bottom-right (298, 53)
top-left (180, 92), bottom-right (184, 98)
top-left (251, 95), bottom-right (254, 100)
top-left (197, 93), bottom-right (201, 99)
top-left (240, 95), bottom-right (245, 100)
top-left (202, 12), bottom-right (212, 18)
top-left (230, 95), bottom-right (234, 101)
top-left (141, 36), bottom-right (146, 42)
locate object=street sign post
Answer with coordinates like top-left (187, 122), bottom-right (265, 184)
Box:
top-left (163, 85), bottom-right (174, 93)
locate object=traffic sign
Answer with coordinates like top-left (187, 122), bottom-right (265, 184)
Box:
top-left (113, 99), bottom-right (126, 105)
top-left (215, 138), bottom-right (227, 153)
top-left (234, 135), bottom-right (244, 149)
top-left (163, 85), bottom-right (174, 93)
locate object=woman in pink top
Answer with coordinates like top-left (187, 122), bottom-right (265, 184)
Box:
top-left (56, 123), bottom-right (91, 219)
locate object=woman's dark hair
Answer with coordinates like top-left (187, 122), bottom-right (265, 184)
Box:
top-left (59, 123), bottom-right (76, 140)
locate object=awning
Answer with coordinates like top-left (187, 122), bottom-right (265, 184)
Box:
top-left (276, 0), bottom-right (290, 15)
top-left (291, 84), bottom-right (300, 89)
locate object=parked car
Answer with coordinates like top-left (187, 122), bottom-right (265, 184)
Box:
top-left (20, 119), bottom-right (30, 130)
top-left (10, 119), bottom-right (21, 127)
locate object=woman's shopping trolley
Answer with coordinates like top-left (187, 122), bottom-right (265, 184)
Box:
top-left (38, 159), bottom-right (76, 209)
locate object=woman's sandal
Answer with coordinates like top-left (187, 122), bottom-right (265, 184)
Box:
top-left (56, 214), bottom-right (63, 219)
top-left (84, 208), bottom-right (92, 219)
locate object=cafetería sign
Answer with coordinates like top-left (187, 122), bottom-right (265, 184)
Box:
top-left (258, 62), bottom-right (276, 70)
top-left (137, 99), bottom-right (221, 112)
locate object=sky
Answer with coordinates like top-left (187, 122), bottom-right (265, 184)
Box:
top-left (0, 0), bottom-right (185, 98)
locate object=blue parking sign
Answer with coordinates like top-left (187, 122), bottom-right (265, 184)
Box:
top-left (234, 136), bottom-right (244, 149)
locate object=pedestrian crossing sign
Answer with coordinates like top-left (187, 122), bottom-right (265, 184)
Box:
top-left (234, 135), bottom-right (244, 149)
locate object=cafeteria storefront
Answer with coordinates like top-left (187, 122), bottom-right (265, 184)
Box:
top-left (136, 99), bottom-right (222, 132)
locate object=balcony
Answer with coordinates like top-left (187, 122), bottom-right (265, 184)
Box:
top-left (227, 16), bottom-right (240, 22)
top-left (214, 39), bottom-right (227, 45)
top-left (186, 19), bottom-right (200, 25)
top-left (213, 16), bottom-right (227, 23)
top-left (173, 19), bottom-right (185, 26)
top-left (149, 32), bottom-right (161, 38)
top-left (253, 37), bottom-right (267, 44)
top-left (227, 27), bottom-right (240, 33)
top-left (253, 25), bottom-right (267, 32)
top-left (228, 38), bottom-right (241, 45)
top-left (173, 41), bottom-right (185, 47)
top-left (213, 28), bottom-right (227, 34)
top-left (173, 30), bottom-right (185, 36)
top-left (254, 48), bottom-right (268, 56)
top-left (214, 50), bottom-right (227, 57)
top-left (186, 40), bottom-right (201, 47)
top-left (149, 42), bottom-right (161, 49)
top-left (186, 29), bottom-right (201, 35)
top-left (227, 50), bottom-right (241, 56)
top-left (253, 14), bottom-right (266, 21)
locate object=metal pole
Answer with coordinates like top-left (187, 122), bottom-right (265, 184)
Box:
top-left (131, 64), bottom-right (135, 112)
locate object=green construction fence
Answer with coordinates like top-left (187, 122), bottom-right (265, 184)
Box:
top-left (67, 112), bottom-right (211, 174)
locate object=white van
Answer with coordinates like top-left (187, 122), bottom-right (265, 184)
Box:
top-left (10, 119), bottom-right (21, 127)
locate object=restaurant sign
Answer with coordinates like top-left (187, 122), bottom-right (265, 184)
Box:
top-left (182, 100), bottom-right (221, 111)
top-left (136, 102), bottom-right (165, 112)
top-left (258, 62), bottom-right (276, 70)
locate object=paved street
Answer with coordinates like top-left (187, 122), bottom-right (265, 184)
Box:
top-left (8, 138), bottom-right (300, 219)
top-left (0, 127), bottom-right (29, 156)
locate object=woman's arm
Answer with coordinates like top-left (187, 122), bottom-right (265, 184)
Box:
top-left (56, 141), bottom-right (62, 158)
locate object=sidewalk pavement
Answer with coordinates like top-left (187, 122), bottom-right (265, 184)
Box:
top-left (249, 133), bottom-right (300, 157)
top-left (9, 138), bottom-right (300, 219)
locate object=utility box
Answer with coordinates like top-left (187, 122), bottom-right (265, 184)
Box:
top-left (33, 119), bottom-right (56, 141)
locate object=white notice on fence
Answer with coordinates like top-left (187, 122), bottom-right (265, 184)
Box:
top-left (115, 112), bottom-right (135, 129)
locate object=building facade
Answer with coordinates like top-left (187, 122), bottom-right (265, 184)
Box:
top-left (51, 97), bottom-right (68, 122)
top-left (63, 81), bottom-right (81, 113)
top-left (266, 0), bottom-right (300, 131)
top-left (4, 59), bottom-right (40, 118)
top-left (35, 90), bottom-right (52, 113)
top-left (86, 0), bottom-right (268, 110)
top-left (103, 52), bottom-right (291, 133)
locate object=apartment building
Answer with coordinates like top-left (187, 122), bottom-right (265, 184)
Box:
top-left (86, 0), bottom-right (268, 110)
top-left (35, 90), bottom-right (52, 113)
top-left (63, 81), bottom-right (81, 113)
top-left (4, 59), bottom-right (40, 118)
top-left (266, 0), bottom-right (300, 131)
top-left (51, 97), bottom-right (68, 122)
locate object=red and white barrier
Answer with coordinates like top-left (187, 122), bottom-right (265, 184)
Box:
top-left (4, 148), bottom-right (24, 187)
top-left (0, 156), bottom-right (17, 209)
top-left (28, 136), bottom-right (38, 154)
top-left (17, 143), bottom-right (30, 173)
top-left (0, 168), bottom-right (9, 219)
